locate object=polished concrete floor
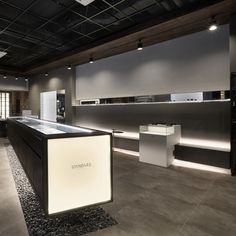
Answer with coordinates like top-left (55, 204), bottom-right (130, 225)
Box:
top-left (1, 138), bottom-right (236, 236)
top-left (0, 138), bottom-right (28, 236)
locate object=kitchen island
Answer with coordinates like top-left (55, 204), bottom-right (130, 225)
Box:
top-left (7, 117), bottom-right (112, 215)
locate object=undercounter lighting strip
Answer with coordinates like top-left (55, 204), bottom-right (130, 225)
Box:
top-left (113, 132), bottom-right (139, 140)
top-left (180, 138), bottom-right (230, 152)
top-left (113, 148), bottom-right (230, 174)
top-left (113, 148), bottom-right (139, 157)
top-left (173, 159), bottom-right (230, 174)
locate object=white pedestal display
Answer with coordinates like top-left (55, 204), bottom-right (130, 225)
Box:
top-left (139, 124), bottom-right (181, 167)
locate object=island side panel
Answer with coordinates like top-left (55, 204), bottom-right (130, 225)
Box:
top-left (47, 135), bottom-right (112, 215)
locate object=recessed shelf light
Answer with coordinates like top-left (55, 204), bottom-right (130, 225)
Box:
top-left (67, 65), bottom-right (72, 70)
top-left (0, 51), bottom-right (7, 59)
top-left (3, 75), bottom-right (7, 79)
top-left (89, 57), bottom-right (94, 64)
top-left (209, 17), bottom-right (218, 31)
top-left (15, 77), bottom-right (18, 80)
top-left (45, 72), bottom-right (48, 77)
top-left (209, 24), bottom-right (218, 31)
top-left (137, 39), bottom-right (143, 51)
top-left (25, 78), bottom-right (28, 82)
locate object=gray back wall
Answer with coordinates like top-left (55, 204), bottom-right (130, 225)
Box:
top-left (29, 67), bottom-right (75, 123)
top-left (75, 101), bottom-right (230, 143)
top-left (0, 76), bottom-right (28, 91)
top-left (76, 25), bottom-right (229, 100)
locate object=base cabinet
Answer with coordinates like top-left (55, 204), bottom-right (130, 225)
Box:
top-left (0, 120), bottom-right (7, 137)
top-left (7, 120), bottom-right (44, 201)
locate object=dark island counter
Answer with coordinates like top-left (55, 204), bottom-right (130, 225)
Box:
top-left (7, 117), bottom-right (112, 215)
top-left (0, 119), bottom-right (7, 137)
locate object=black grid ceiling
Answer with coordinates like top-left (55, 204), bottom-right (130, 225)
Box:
top-left (0, 0), bottom-right (200, 69)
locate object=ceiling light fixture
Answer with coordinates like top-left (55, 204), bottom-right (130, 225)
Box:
top-left (75, 0), bottom-right (95, 6)
top-left (67, 65), bottom-right (72, 70)
top-left (137, 39), bottom-right (143, 51)
top-left (3, 75), bottom-right (7, 79)
top-left (0, 51), bottom-right (7, 59)
top-left (45, 72), bottom-right (48, 77)
top-left (89, 57), bottom-right (94, 64)
top-left (209, 17), bottom-right (218, 31)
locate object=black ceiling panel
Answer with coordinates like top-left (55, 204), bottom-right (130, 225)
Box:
top-left (74, 21), bottom-right (102, 35)
top-left (0, 2), bottom-right (21, 21)
top-left (105, 8), bottom-right (126, 20)
top-left (16, 13), bottom-right (44, 30)
top-left (90, 0), bottom-right (111, 11)
top-left (28, 1), bottom-right (65, 19)
top-left (91, 11), bottom-right (117, 26)
top-left (3, 0), bottom-right (34, 9)
top-left (0, 0), bottom-right (225, 69)
top-left (53, 10), bottom-right (84, 28)
top-left (72, 3), bottom-right (103, 18)
top-left (115, 1), bottom-right (137, 15)
top-left (107, 18), bottom-right (134, 31)
top-left (8, 23), bottom-right (33, 36)
top-left (132, 0), bottom-right (157, 11)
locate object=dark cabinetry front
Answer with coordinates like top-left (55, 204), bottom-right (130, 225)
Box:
top-left (0, 120), bottom-right (7, 137)
top-left (231, 73), bottom-right (236, 175)
top-left (7, 119), bottom-right (45, 202)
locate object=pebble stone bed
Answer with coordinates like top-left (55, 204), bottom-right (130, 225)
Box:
top-left (6, 145), bottom-right (117, 236)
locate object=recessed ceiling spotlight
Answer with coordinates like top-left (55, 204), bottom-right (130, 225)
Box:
top-left (15, 76), bottom-right (18, 80)
top-left (0, 51), bottom-right (7, 59)
top-left (3, 75), bottom-right (7, 79)
top-left (137, 39), bottom-right (143, 51)
top-left (209, 17), bottom-right (218, 31)
top-left (45, 72), bottom-right (48, 77)
top-left (89, 57), bottom-right (94, 64)
top-left (67, 65), bottom-right (72, 70)
top-left (209, 24), bottom-right (218, 31)
top-left (75, 0), bottom-right (95, 6)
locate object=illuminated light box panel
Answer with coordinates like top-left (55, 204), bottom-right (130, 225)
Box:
top-left (48, 135), bottom-right (111, 214)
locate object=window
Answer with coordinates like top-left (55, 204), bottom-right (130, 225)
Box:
top-left (0, 92), bottom-right (10, 119)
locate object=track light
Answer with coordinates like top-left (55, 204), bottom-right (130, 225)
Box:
top-left (209, 24), bottom-right (218, 31)
top-left (45, 72), bottom-right (48, 77)
top-left (3, 75), bottom-right (7, 79)
top-left (137, 39), bottom-right (143, 51)
top-left (89, 57), bottom-right (94, 64)
top-left (67, 65), bottom-right (72, 70)
top-left (209, 17), bottom-right (218, 31)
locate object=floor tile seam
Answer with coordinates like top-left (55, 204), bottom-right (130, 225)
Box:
top-left (177, 177), bottom-right (217, 235)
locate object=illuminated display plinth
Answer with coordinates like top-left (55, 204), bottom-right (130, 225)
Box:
top-left (7, 117), bottom-right (112, 215)
top-left (139, 124), bottom-right (181, 167)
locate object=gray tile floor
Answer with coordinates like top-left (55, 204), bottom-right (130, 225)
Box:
top-left (1, 138), bottom-right (236, 236)
top-left (88, 153), bottom-right (236, 236)
top-left (0, 138), bottom-right (28, 236)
